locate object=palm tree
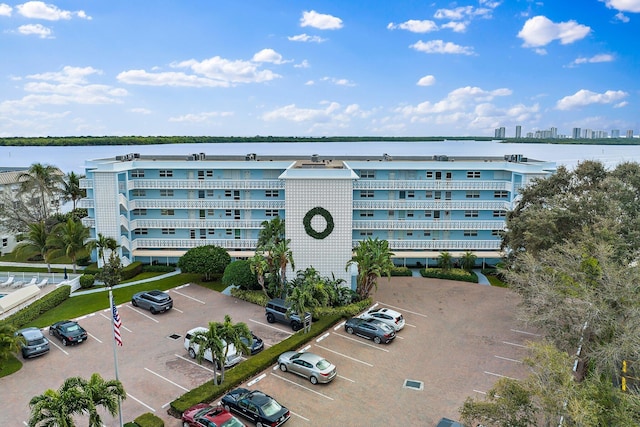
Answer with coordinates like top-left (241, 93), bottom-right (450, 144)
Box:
top-left (18, 163), bottom-right (63, 222)
top-left (190, 322), bottom-right (225, 385)
top-left (249, 251), bottom-right (271, 297)
top-left (28, 377), bottom-right (90, 427)
top-left (0, 323), bottom-right (21, 369)
top-left (257, 217), bottom-right (285, 247)
top-left (83, 373), bottom-right (126, 427)
top-left (215, 315), bottom-right (251, 382)
top-left (94, 233), bottom-right (119, 266)
top-left (286, 279), bottom-right (318, 333)
top-left (60, 172), bottom-right (85, 211)
top-left (14, 221), bottom-right (53, 272)
top-left (46, 218), bottom-right (91, 273)
top-left (437, 251), bottom-right (454, 272)
top-left (346, 237), bottom-right (395, 299)
top-left (460, 251), bottom-right (478, 273)
top-left (271, 239), bottom-right (295, 297)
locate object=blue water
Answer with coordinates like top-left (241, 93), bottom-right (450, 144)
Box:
top-left (1, 140), bottom-right (638, 173)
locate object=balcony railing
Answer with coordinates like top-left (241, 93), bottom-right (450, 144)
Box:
top-left (352, 220), bottom-right (505, 230)
top-left (128, 179), bottom-right (284, 190)
top-left (79, 178), bottom-right (92, 189)
top-left (353, 200), bottom-right (509, 210)
top-left (131, 238), bottom-right (258, 250)
top-left (353, 180), bottom-right (510, 191)
top-left (78, 198), bottom-right (94, 208)
top-left (353, 239), bottom-right (501, 251)
top-left (129, 219), bottom-right (266, 229)
top-left (81, 217), bottom-right (95, 227)
top-left (128, 199), bottom-right (285, 210)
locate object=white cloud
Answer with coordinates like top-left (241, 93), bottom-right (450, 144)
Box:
top-left (18, 23), bottom-right (52, 38)
top-left (288, 33), bottom-right (326, 43)
top-left (16, 1), bottom-right (91, 20)
top-left (262, 102), bottom-right (342, 123)
top-left (614, 12), bottom-right (630, 22)
top-left (410, 40), bottom-right (474, 55)
top-left (399, 86), bottom-right (512, 115)
top-left (434, 6), bottom-right (493, 20)
top-left (614, 101), bottom-right (628, 108)
top-left (320, 76), bottom-right (355, 86)
top-left (601, 0), bottom-right (640, 13)
top-left (28, 66), bottom-right (101, 84)
top-left (169, 111), bottom-right (233, 123)
top-left (294, 60), bottom-right (310, 68)
top-left (518, 16), bottom-right (591, 48)
top-left (129, 108), bottom-right (151, 115)
top-left (440, 21), bottom-right (467, 32)
top-left (417, 75), bottom-right (436, 86)
top-left (117, 69), bottom-right (231, 87)
top-left (387, 19), bottom-right (438, 33)
top-left (556, 89), bottom-right (628, 110)
top-left (174, 56), bottom-right (281, 84)
top-left (300, 10), bottom-right (343, 30)
top-left (570, 53), bottom-right (614, 66)
top-left (0, 3), bottom-right (12, 16)
top-left (252, 48), bottom-right (285, 64)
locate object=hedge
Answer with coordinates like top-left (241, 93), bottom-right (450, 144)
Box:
top-left (420, 268), bottom-right (478, 283)
top-left (1, 285), bottom-right (71, 328)
top-left (133, 412), bottom-right (164, 427)
top-left (390, 266), bottom-right (412, 276)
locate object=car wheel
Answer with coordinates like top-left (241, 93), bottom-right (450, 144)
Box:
top-left (131, 299), bottom-right (138, 307)
top-left (310, 376), bottom-right (318, 385)
top-left (291, 321), bottom-right (301, 331)
top-left (48, 329), bottom-right (53, 336)
top-left (346, 326), bottom-right (354, 334)
top-left (188, 348), bottom-right (196, 359)
top-left (266, 313), bottom-right (275, 323)
top-left (224, 404), bottom-right (231, 412)
top-left (373, 336), bottom-right (381, 344)
top-left (279, 363), bottom-right (288, 372)
top-left (257, 422), bottom-right (264, 427)
top-left (150, 307), bottom-right (157, 315)
top-left (62, 339), bottom-right (68, 346)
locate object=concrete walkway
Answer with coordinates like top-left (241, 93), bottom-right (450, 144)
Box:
top-left (474, 269), bottom-right (491, 285)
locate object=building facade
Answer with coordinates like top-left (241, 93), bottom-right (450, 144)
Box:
top-left (80, 151), bottom-right (556, 285)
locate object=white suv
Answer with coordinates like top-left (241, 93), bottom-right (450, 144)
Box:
top-left (360, 307), bottom-right (405, 331)
top-left (184, 327), bottom-right (242, 369)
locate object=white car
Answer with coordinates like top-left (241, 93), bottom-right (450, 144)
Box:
top-left (184, 327), bottom-right (242, 369)
top-left (360, 307), bottom-right (405, 331)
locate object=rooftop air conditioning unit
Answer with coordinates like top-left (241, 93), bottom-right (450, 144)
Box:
top-left (311, 154), bottom-right (320, 162)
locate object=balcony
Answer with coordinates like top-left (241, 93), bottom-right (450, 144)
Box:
top-left (129, 219), bottom-right (266, 229)
top-left (131, 238), bottom-right (258, 250)
top-left (352, 220), bottom-right (505, 230)
top-left (354, 239), bottom-right (501, 251)
top-left (128, 179), bottom-right (284, 190)
top-left (128, 199), bottom-right (285, 210)
top-left (353, 180), bottom-right (510, 191)
top-left (353, 200), bottom-right (509, 210)
top-left (79, 178), bottom-right (93, 189)
top-left (77, 198), bottom-right (94, 209)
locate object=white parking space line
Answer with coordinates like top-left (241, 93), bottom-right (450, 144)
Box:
top-left (171, 289), bottom-right (206, 304)
top-left (127, 392), bottom-right (156, 412)
top-left (376, 301), bottom-right (428, 318)
top-left (337, 374), bottom-right (355, 383)
top-left (270, 372), bottom-right (334, 401)
top-left (315, 344), bottom-right (373, 366)
top-left (333, 321), bottom-right (346, 330)
top-left (48, 340), bottom-right (69, 356)
top-left (88, 332), bottom-right (102, 344)
top-left (144, 368), bottom-right (189, 391)
top-left (332, 332), bottom-right (390, 352)
top-left (473, 389), bottom-right (487, 395)
top-left (248, 319), bottom-right (294, 335)
top-left (503, 341), bottom-right (527, 348)
top-left (172, 307), bottom-right (184, 313)
top-left (495, 355), bottom-right (523, 363)
top-left (395, 335), bottom-right (404, 340)
top-left (290, 410), bottom-right (310, 422)
top-left (126, 305), bottom-right (160, 323)
top-left (405, 323), bottom-right (417, 328)
top-left (174, 354), bottom-right (217, 374)
top-left (484, 371), bottom-right (518, 380)
top-left (247, 373), bottom-right (266, 386)
top-left (511, 328), bottom-right (541, 336)
top-left (99, 311), bottom-right (133, 332)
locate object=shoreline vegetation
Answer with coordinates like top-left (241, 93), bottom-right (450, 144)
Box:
top-left (0, 136), bottom-right (639, 146)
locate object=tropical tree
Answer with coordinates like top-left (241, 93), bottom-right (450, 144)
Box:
top-left (437, 251), bottom-right (454, 272)
top-left (0, 322), bottom-right (21, 369)
top-left (270, 239), bottom-right (295, 297)
top-left (249, 251), bottom-right (271, 297)
top-left (95, 252), bottom-right (122, 289)
top-left (346, 237), bottom-right (395, 299)
top-left (222, 260), bottom-right (259, 291)
top-left (60, 172), bottom-right (85, 211)
top-left (93, 233), bottom-right (118, 266)
top-left (257, 217), bottom-right (285, 247)
top-left (215, 315), bottom-right (251, 381)
top-left (14, 221), bottom-right (53, 272)
top-left (189, 322), bottom-right (225, 386)
top-left (459, 251), bottom-right (477, 273)
top-left (46, 218), bottom-right (91, 273)
top-left (287, 268), bottom-right (331, 333)
top-left (83, 373), bottom-right (126, 427)
top-left (18, 163), bottom-right (64, 222)
top-left (177, 245), bottom-right (231, 281)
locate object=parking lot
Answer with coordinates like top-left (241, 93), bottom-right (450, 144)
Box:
top-left (1, 277), bottom-right (537, 426)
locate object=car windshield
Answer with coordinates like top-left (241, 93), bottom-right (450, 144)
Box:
top-left (260, 399), bottom-right (282, 417)
top-left (221, 418), bottom-right (245, 427)
top-left (379, 323), bottom-right (393, 332)
top-left (316, 359), bottom-right (331, 369)
top-left (64, 324), bottom-right (80, 332)
top-left (30, 337), bottom-right (46, 345)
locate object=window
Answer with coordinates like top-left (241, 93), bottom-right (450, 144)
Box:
top-left (467, 171), bottom-right (481, 179)
top-left (208, 229), bottom-right (215, 235)
top-left (426, 171), bottom-right (433, 179)
top-left (200, 229), bottom-right (206, 239)
top-left (161, 228), bottom-right (175, 235)
top-left (465, 210), bottom-right (479, 218)
top-left (360, 190), bottom-right (374, 198)
top-left (446, 172), bottom-right (452, 179)
top-left (198, 190), bottom-right (205, 199)
top-left (160, 209), bottom-right (175, 216)
top-left (131, 169), bottom-right (145, 178)
top-left (407, 211), bottom-right (414, 218)
top-left (464, 230), bottom-right (478, 237)
top-left (199, 210), bottom-right (206, 219)
top-left (424, 210), bottom-right (433, 218)
top-left (265, 190), bottom-right (279, 198)
top-left (466, 191), bottom-right (480, 199)
top-left (133, 228), bottom-right (148, 235)
top-left (132, 209), bottom-right (147, 216)
top-left (2, 238), bottom-right (7, 247)
top-left (399, 190), bottom-right (406, 199)
top-left (159, 189), bottom-right (174, 197)
top-left (435, 171), bottom-right (442, 180)
top-left (224, 190), bottom-right (232, 197)
top-left (407, 191), bottom-right (415, 198)
top-left (132, 189), bottom-right (146, 197)
top-left (434, 191), bottom-right (441, 200)
top-left (198, 170), bottom-right (213, 179)
top-left (190, 229), bottom-right (196, 239)
top-left (266, 209), bottom-right (279, 217)
top-left (233, 190), bottom-right (240, 200)
top-left (493, 210), bottom-right (507, 217)
top-left (425, 190), bottom-right (433, 198)
top-left (234, 210), bottom-right (240, 219)
top-left (359, 231), bottom-right (373, 237)
top-left (207, 209), bottom-right (214, 216)
top-left (423, 230), bottom-right (431, 237)
top-left (159, 170), bottom-right (173, 177)
top-left (445, 191), bottom-right (451, 200)
top-left (360, 170), bottom-right (375, 178)
top-left (406, 231), bottom-right (413, 236)
top-left (360, 210), bottom-right (374, 217)
top-left (434, 211), bottom-right (441, 219)
top-left (225, 210), bottom-right (232, 217)
top-left (494, 191), bottom-right (509, 198)
top-left (226, 229), bottom-right (232, 235)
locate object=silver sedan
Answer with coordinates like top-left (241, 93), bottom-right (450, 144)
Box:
top-left (277, 351), bottom-right (337, 384)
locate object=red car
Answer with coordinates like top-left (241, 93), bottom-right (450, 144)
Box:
top-left (181, 403), bottom-right (246, 427)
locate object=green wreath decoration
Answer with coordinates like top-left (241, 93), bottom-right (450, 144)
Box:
top-left (303, 207), bottom-right (334, 240)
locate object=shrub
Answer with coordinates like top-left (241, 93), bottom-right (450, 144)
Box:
top-left (79, 274), bottom-right (95, 289)
top-left (122, 262), bottom-right (144, 281)
top-left (178, 245), bottom-right (231, 281)
top-left (142, 265), bottom-right (176, 273)
top-left (133, 412), bottom-right (164, 427)
top-left (229, 288), bottom-right (270, 306)
top-left (390, 266), bottom-right (412, 276)
top-left (222, 260), bottom-right (259, 290)
top-left (420, 268), bottom-right (478, 283)
top-left (3, 285), bottom-right (71, 328)
top-left (76, 255), bottom-right (92, 266)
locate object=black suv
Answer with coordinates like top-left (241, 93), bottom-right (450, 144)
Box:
top-left (265, 298), bottom-right (311, 331)
top-left (131, 290), bottom-right (173, 314)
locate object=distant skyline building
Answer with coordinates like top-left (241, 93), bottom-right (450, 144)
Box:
top-left (572, 128), bottom-right (581, 139)
top-left (550, 127), bottom-right (558, 139)
top-left (611, 129), bottom-right (620, 138)
top-left (495, 127), bottom-right (506, 138)
top-left (627, 130), bottom-right (635, 138)
top-left (515, 125), bottom-right (522, 139)
top-left (495, 126), bottom-right (635, 139)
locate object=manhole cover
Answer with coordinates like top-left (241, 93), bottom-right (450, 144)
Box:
top-left (403, 379), bottom-right (424, 390)
top-left (168, 334), bottom-right (181, 340)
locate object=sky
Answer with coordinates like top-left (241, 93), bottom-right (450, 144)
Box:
top-left (0, 1), bottom-right (639, 138)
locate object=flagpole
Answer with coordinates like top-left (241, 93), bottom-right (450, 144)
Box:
top-left (109, 287), bottom-right (124, 427)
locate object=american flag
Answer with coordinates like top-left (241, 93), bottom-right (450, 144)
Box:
top-left (111, 296), bottom-right (123, 346)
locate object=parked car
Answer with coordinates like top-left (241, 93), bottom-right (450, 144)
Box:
top-left (181, 402), bottom-right (246, 427)
top-left (265, 298), bottom-right (311, 331)
top-left (220, 388), bottom-right (290, 427)
top-left (436, 417), bottom-right (464, 427)
top-left (344, 317), bottom-right (396, 344)
top-left (277, 351), bottom-right (337, 384)
top-left (184, 327), bottom-right (242, 368)
top-left (131, 289), bottom-right (173, 314)
top-left (49, 320), bottom-right (88, 346)
top-left (15, 327), bottom-right (49, 358)
top-left (360, 307), bottom-right (405, 331)
top-left (240, 332), bottom-right (264, 355)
